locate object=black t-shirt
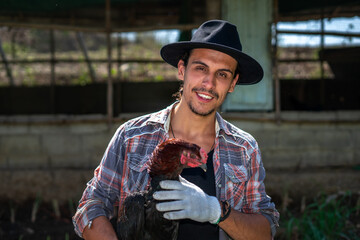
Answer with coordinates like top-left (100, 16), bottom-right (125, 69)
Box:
top-left (177, 149), bottom-right (219, 240)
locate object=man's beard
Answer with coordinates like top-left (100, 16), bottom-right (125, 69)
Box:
top-left (188, 102), bottom-right (216, 117)
top-left (187, 87), bottom-right (219, 117)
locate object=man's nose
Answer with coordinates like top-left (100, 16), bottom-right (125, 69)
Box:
top-left (202, 73), bottom-right (216, 89)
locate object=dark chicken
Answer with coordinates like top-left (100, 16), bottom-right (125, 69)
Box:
top-left (117, 138), bottom-right (208, 240)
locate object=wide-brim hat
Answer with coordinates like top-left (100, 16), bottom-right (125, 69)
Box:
top-left (160, 20), bottom-right (263, 85)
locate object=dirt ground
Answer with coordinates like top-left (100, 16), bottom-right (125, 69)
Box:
top-left (1, 193), bottom-right (359, 239)
top-left (0, 199), bottom-right (82, 240)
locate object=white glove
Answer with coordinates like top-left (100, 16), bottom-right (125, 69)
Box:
top-left (153, 176), bottom-right (221, 224)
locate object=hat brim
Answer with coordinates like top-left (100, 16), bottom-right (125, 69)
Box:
top-left (160, 41), bottom-right (264, 85)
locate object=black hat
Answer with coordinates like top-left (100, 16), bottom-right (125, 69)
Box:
top-left (160, 20), bottom-right (263, 85)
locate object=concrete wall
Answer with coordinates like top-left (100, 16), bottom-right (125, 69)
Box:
top-left (1, 113), bottom-right (359, 203)
top-left (0, 120), bottom-right (118, 202)
top-left (229, 115), bottom-right (360, 199)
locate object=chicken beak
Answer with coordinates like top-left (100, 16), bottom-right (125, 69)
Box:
top-left (199, 163), bottom-right (207, 172)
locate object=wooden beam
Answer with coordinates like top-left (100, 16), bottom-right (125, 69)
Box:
top-left (276, 30), bottom-right (360, 38)
top-left (0, 21), bottom-right (200, 33)
top-left (1, 58), bottom-right (165, 64)
top-left (278, 59), bottom-right (319, 63)
top-left (277, 5), bottom-right (360, 22)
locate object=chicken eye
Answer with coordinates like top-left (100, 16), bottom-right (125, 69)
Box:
top-left (190, 153), bottom-right (197, 159)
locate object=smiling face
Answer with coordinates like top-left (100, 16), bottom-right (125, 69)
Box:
top-left (177, 48), bottom-right (239, 117)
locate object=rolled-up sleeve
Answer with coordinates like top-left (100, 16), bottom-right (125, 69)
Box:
top-left (246, 145), bottom-right (279, 237)
top-left (72, 126), bottom-right (126, 237)
top-left (216, 114), bottom-right (280, 239)
top-left (261, 209), bottom-right (280, 238)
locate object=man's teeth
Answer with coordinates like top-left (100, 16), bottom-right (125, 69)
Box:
top-left (198, 93), bottom-right (213, 99)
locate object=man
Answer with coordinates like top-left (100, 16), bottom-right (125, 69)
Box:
top-left (73, 19), bottom-right (279, 240)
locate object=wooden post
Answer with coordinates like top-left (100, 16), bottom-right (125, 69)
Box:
top-left (117, 33), bottom-right (122, 81)
top-left (0, 38), bottom-right (14, 86)
top-left (320, 7), bottom-right (325, 107)
top-left (76, 32), bottom-right (96, 82)
top-left (206, 0), bottom-right (221, 19)
top-left (11, 30), bottom-right (17, 59)
top-left (117, 33), bottom-right (122, 115)
top-left (50, 29), bottom-right (56, 113)
top-left (106, 0), bottom-right (113, 124)
top-left (273, 0), bottom-right (281, 123)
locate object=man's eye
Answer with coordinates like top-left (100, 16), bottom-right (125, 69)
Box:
top-left (218, 72), bottom-right (228, 78)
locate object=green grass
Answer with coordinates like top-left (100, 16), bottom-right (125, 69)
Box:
top-left (278, 191), bottom-right (360, 240)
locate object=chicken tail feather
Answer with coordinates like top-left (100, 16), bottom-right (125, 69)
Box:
top-left (117, 191), bottom-right (146, 240)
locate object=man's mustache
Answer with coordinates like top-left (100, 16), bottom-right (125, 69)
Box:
top-left (191, 88), bottom-right (219, 99)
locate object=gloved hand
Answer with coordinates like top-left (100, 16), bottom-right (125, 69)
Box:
top-left (153, 176), bottom-right (221, 223)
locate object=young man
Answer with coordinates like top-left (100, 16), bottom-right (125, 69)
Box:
top-left (73, 20), bottom-right (279, 240)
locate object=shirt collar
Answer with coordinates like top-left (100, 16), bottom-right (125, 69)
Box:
top-left (215, 112), bottom-right (232, 137)
top-left (147, 102), bottom-right (177, 134)
top-left (148, 102), bottom-right (231, 137)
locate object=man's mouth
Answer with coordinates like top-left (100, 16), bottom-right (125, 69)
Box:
top-left (197, 93), bottom-right (214, 100)
top-left (192, 88), bottom-right (219, 101)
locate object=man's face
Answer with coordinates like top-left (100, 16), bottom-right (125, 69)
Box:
top-left (177, 48), bottom-right (238, 117)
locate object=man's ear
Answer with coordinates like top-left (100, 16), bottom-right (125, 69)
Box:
top-left (177, 60), bottom-right (185, 81)
top-left (228, 74), bottom-right (239, 93)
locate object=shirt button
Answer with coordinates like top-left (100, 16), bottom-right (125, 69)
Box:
top-left (218, 184), bottom-right (222, 188)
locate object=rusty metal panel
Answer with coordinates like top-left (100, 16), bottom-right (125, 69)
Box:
top-left (222, 0), bottom-right (274, 111)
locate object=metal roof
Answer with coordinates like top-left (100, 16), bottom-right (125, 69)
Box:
top-left (0, 0), bottom-right (359, 32)
top-left (0, 0), bottom-right (209, 32)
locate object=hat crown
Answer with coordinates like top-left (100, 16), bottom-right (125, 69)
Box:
top-left (192, 20), bottom-right (243, 52)
top-left (160, 19), bottom-right (263, 85)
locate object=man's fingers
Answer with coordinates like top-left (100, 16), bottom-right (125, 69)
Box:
top-left (156, 200), bottom-right (185, 212)
top-left (159, 180), bottom-right (183, 190)
top-left (178, 176), bottom-right (191, 185)
top-left (153, 190), bottom-right (184, 200)
top-left (163, 210), bottom-right (187, 220)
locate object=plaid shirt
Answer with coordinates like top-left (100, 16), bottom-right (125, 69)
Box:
top-left (73, 103), bottom-right (279, 239)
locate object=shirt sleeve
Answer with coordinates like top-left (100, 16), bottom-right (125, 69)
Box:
top-left (241, 143), bottom-right (280, 238)
top-left (72, 125), bottom-right (126, 237)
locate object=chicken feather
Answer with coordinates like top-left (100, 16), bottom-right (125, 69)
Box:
top-left (117, 138), bottom-right (207, 240)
